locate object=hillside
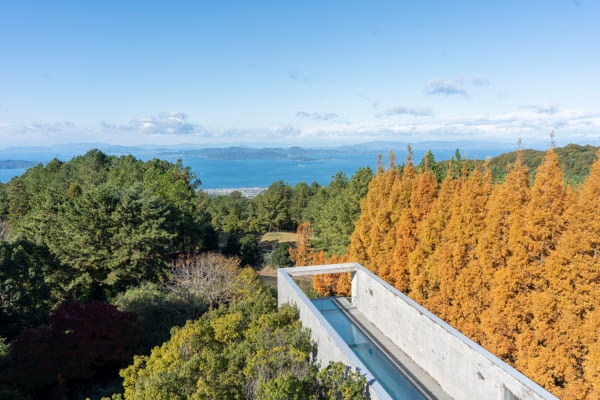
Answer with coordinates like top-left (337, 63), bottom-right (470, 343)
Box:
top-left (489, 143), bottom-right (598, 184)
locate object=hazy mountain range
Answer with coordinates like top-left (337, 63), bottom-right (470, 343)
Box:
top-left (0, 140), bottom-right (541, 168)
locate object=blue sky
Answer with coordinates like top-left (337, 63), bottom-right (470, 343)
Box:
top-left (1, 1), bottom-right (599, 149)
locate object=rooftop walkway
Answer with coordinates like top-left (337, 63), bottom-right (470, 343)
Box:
top-left (335, 297), bottom-right (451, 400)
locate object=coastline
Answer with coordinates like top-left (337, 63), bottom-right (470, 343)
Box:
top-left (201, 187), bottom-right (267, 198)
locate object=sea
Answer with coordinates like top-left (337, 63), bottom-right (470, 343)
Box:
top-left (0, 153), bottom-right (383, 189)
top-left (0, 144), bottom-right (514, 189)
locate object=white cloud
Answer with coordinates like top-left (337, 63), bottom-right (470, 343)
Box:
top-left (521, 103), bottom-right (560, 115)
top-left (123, 112), bottom-right (201, 135)
top-left (295, 109), bottom-right (600, 146)
top-left (4, 106), bottom-right (600, 149)
top-left (379, 106), bottom-right (433, 117)
top-left (296, 111), bottom-right (339, 120)
top-left (425, 79), bottom-right (468, 97)
top-left (18, 121), bottom-right (76, 134)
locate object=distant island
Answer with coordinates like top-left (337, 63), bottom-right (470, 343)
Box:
top-left (0, 139), bottom-right (527, 164)
top-left (0, 160), bottom-right (36, 169)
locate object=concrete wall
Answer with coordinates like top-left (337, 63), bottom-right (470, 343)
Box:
top-left (277, 266), bottom-right (392, 400)
top-left (351, 265), bottom-right (558, 400)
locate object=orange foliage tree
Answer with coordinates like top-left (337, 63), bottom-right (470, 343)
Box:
top-left (290, 221), bottom-right (351, 296)
top-left (345, 145), bottom-right (600, 397)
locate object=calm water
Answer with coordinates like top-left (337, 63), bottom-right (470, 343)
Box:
top-left (0, 144), bottom-right (506, 188)
top-left (0, 153), bottom-right (383, 188)
top-left (162, 153), bottom-right (381, 188)
top-left (313, 298), bottom-right (427, 400)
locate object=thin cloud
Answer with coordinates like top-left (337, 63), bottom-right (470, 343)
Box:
top-left (521, 104), bottom-right (560, 115)
top-left (425, 79), bottom-right (468, 97)
top-left (289, 70), bottom-right (309, 82)
top-left (379, 106), bottom-right (433, 117)
top-left (122, 112), bottom-right (202, 135)
top-left (472, 76), bottom-right (491, 86)
top-left (300, 109), bottom-right (600, 146)
top-left (269, 125), bottom-right (301, 137)
top-left (296, 111), bottom-right (339, 121)
top-left (18, 121), bottom-right (76, 134)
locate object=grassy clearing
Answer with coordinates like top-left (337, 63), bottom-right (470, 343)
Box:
top-left (259, 232), bottom-right (297, 244)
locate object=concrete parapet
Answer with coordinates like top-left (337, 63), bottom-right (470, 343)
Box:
top-left (277, 265), bottom-right (392, 400)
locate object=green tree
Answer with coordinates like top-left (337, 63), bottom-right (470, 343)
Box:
top-left (112, 282), bottom-right (207, 353)
top-left (120, 285), bottom-right (310, 399)
top-left (289, 182), bottom-right (319, 227)
top-left (311, 168), bottom-right (372, 256)
top-left (207, 191), bottom-right (251, 233)
top-left (269, 242), bottom-right (293, 268)
top-left (52, 184), bottom-right (175, 300)
top-left (222, 233), bottom-right (262, 267)
top-left (313, 362), bottom-right (370, 400)
top-left (119, 278), bottom-right (368, 400)
top-left (0, 239), bottom-right (65, 338)
top-left (249, 181), bottom-right (293, 232)
top-left (0, 183), bottom-right (8, 240)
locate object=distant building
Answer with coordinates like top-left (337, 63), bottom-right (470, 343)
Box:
top-left (201, 187), bottom-right (266, 198)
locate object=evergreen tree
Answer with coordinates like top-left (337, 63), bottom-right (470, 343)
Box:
top-left (311, 167), bottom-right (372, 256)
top-left (249, 181), bottom-right (293, 232)
top-left (53, 184), bottom-right (175, 300)
top-left (207, 191), bottom-right (250, 233)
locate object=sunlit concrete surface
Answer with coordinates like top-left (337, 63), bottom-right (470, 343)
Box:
top-left (278, 263), bottom-right (559, 400)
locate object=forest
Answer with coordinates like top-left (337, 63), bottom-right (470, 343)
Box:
top-left (0, 143), bottom-right (599, 399)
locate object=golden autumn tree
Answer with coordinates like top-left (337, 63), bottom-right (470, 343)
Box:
top-left (407, 167), bottom-right (457, 309)
top-left (343, 144), bottom-right (600, 397)
top-left (481, 147), bottom-right (568, 379)
top-left (442, 164), bottom-right (493, 340)
top-left (582, 309), bottom-right (600, 399)
top-left (382, 151), bottom-right (416, 287)
top-left (290, 222), bottom-right (352, 297)
top-left (569, 150), bottom-right (600, 399)
top-left (310, 251), bottom-right (351, 296)
top-left (289, 221), bottom-right (314, 267)
top-left (532, 148), bottom-right (600, 398)
top-left (477, 152), bottom-right (531, 350)
top-left (513, 147), bottom-right (569, 379)
top-left (348, 152), bottom-right (403, 276)
top-left (402, 168), bottom-right (438, 301)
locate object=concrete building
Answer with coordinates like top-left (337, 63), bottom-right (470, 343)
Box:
top-left (277, 262), bottom-right (559, 400)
